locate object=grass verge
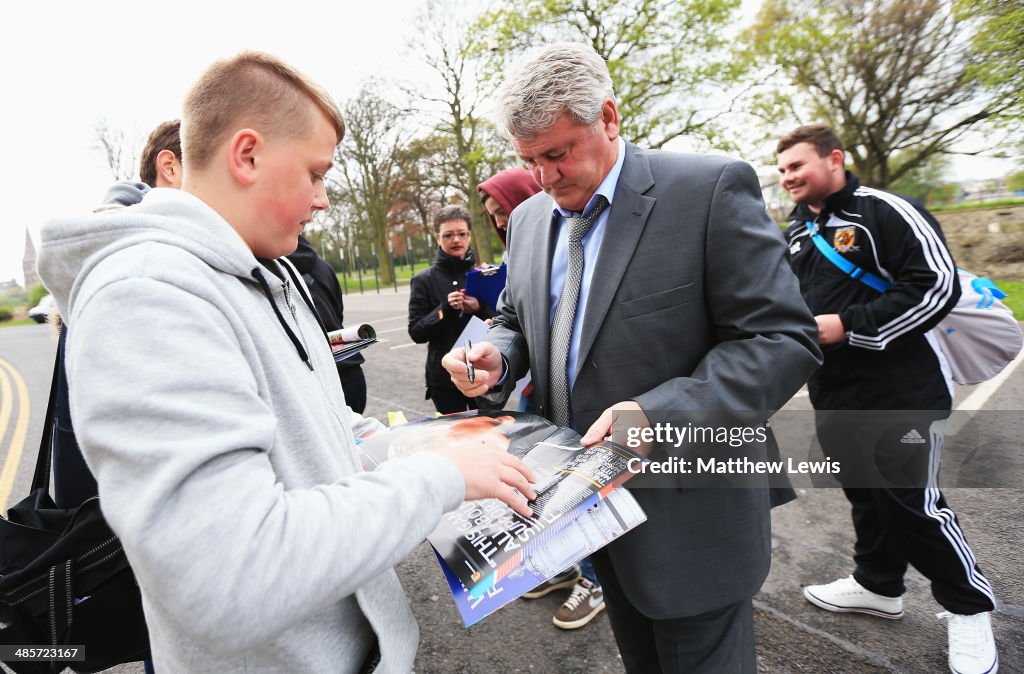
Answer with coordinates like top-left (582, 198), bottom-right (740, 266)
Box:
top-left (995, 280), bottom-right (1024, 319)
top-left (931, 198), bottom-right (1024, 213)
top-left (0, 318), bottom-right (39, 328)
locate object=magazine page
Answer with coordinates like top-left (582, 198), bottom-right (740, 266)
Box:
top-left (355, 410), bottom-right (557, 472)
top-left (328, 325), bottom-right (378, 362)
top-left (424, 420), bottom-right (643, 596)
top-left (355, 410), bottom-right (644, 596)
top-left (435, 488), bottom-right (648, 627)
top-left (331, 338), bottom-right (377, 362)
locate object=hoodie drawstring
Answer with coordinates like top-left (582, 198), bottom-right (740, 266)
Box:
top-left (251, 267), bottom-right (314, 371)
top-left (278, 257), bottom-right (330, 341)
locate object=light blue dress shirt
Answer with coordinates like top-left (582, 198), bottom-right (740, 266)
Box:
top-left (549, 136), bottom-right (627, 403)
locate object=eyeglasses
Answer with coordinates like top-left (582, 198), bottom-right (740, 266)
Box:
top-left (440, 231), bottom-right (471, 240)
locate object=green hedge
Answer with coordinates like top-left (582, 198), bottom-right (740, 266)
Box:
top-left (26, 284), bottom-right (48, 306)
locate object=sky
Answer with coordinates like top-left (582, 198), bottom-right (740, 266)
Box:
top-left (1, 0), bottom-right (427, 287)
top-left (1, 0), bottom-right (1017, 288)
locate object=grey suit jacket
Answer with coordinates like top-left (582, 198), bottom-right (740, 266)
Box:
top-left (482, 142), bottom-right (821, 617)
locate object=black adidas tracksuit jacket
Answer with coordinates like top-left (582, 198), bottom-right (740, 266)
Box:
top-left (783, 173), bottom-right (996, 615)
top-left (782, 172), bottom-right (961, 411)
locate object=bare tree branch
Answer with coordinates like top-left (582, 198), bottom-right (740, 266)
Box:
top-left (93, 118), bottom-right (139, 181)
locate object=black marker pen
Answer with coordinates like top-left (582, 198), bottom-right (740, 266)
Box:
top-left (464, 339), bottom-right (475, 385)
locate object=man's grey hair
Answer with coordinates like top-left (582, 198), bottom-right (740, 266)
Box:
top-left (496, 42), bottom-right (615, 141)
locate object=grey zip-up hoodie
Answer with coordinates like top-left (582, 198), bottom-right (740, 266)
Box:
top-left (37, 188), bottom-right (464, 673)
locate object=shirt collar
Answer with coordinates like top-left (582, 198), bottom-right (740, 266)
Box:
top-left (553, 136), bottom-right (626, 218)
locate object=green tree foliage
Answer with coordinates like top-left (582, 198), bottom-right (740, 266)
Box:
top-left (338, 84), bottom-right (416, 286)
top-left (750, 0), bottom-right (1015, 188)
top-left (927, 183), bottom-right (960, 207)
top-left (27, 283), bottom-right (48, 306)
top-left (889, 152), bottom-right (951, 204)
top-left (392, 135), bottom-right (463, 255)
top-left (409, 0), bottom-right (510, 264)
top-left (472, 0), bottom-right (747, 150)
top-left (956, 0), bottom-right (1024, 117)
top-left (1008, 170), bottom-right (1024, 195)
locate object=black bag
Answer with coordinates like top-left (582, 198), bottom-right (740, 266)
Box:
top-left (0, 335), bottom-right (150, 673)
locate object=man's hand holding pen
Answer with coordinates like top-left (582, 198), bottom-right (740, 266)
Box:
top-left (442, 340), bottom-right (503, 397)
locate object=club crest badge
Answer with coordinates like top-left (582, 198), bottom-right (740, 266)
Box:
top-left (833, 227), bottom-right (857, 252)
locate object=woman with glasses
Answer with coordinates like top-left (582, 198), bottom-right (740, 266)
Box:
top-left (408, 205), bottom-right (493, 413)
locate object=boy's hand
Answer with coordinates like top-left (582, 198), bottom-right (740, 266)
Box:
top-left (432, 435), bottom-right (537, 517)
top-left (442, 341), bottom-right (503, 397)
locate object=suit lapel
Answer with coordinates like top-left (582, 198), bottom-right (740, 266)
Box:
top-left (575, 144), bottom-right (656, 380)
top-left (526, 198), bottom-right (558, 405)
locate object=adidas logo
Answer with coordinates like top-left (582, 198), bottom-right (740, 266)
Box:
top-left (901, 429), bottom-right (927, 444)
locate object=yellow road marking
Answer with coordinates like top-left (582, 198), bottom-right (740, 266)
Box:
top-left (0, 358), bottom-right (31, 511)
top-left (0, 364), bottom-right (12, 455)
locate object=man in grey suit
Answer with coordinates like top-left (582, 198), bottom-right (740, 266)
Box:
top-left (443, 43), bottom-right (821, 672)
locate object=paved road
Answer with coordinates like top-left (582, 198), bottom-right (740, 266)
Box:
top-left (1, 288), bottom-right (1020, 673)
top-left (0, 322), bottom-right (59, 514)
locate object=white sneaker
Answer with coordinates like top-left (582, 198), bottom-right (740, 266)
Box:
top-left (803, 576), bottom-right (904, 619)
top-left (939, 611), bottom-right (998, 674)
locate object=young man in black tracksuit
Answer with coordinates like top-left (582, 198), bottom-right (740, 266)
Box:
top-left (777, 125), bottom-right (998, 674)
top-left (408, 205), bottom-right (492, 414)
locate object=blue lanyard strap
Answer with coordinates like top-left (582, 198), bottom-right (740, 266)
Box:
top-left (804, 221), bottom-right (892, 293)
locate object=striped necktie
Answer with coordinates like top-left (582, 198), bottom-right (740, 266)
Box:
top-left (548, 196), bottom-right (609, 427)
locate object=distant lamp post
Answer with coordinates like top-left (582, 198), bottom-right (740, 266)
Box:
top-left (339, 246), bottom-right (348, 294)
top-left (370, 243), bottom-right (380, 294)
top-left (388, 238), bottom-right (397, 291)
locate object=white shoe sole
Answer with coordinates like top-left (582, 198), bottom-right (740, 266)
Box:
top-left (803, 586), bottom-right (904, 619)
top-left (949, 653), bottom-right (998, 674)
top-left (552, 601), bottom-right (605, 630)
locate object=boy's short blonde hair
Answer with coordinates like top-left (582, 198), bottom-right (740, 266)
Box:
top-left (181, 51), bottom-right (345, 171)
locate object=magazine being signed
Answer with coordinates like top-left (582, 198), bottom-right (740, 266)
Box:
top-left (357, 410), bottom-right (648, 625)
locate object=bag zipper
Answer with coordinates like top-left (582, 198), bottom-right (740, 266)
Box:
top-left (3, 535), bottom-right (122, 605)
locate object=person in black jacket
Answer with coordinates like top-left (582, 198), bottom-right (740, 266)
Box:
top-left (52, 121), bottom-right (179, 674)
top-left (53, 120), bottom-right (184, 510)
top-left (287, 235), bottom-right (368, 413)
top-left (777, 124), bottom-right (997, 674)
top-left (408, 205), bottom-right (492, 414)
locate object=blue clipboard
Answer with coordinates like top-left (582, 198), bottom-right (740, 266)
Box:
top-left (464, 263), bottom-right (507, 310)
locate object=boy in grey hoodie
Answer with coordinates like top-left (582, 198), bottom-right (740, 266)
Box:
top-left (37, 51), bottom-right (536, 674)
